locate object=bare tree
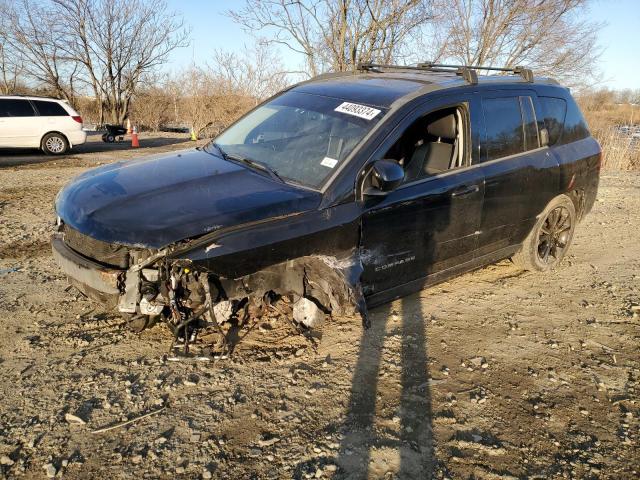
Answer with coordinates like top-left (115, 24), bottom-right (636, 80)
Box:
top-left (176, 66), bottom-right (219, 138)
top-left (175, 63), bottom-right (261, 139)
top-left (1, 0), bottom-right (189, 124)
top-left (131, 74), bottom-right (173, 131)
top-left (425, 0), bottom-right (602, 86)
top-left (0, 32), bottom-right (24, 94)
top-left (210, 43), bottom-right (291, 104)
top-left (227, 0), bottom-right (433, 76)
top-left (1, 0), bottom-right (79, 100)
top-left (54, 0), bottom-right (189, 124)
top-left (578, 88), bottom-right (616, 111)
top-left (613, 88), bottom-right (640, 106)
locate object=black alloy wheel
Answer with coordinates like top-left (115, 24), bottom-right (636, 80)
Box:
top-left (536, 206), bottom-right (572, 265)
top-left (511, 194), bottom-right (576, 272)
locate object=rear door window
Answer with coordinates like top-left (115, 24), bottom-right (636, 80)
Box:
top-left (33, 100), bottom-right (68, 116)
top-left (0, 99), bottom-right (36, 117)
top-left (538, 97), bottom-right (566, 145)
top-left (520, 96), bottom-right (539, 150)
top-left (482, 97), bottom-right (525, 161)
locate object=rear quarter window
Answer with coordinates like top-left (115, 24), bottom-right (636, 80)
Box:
top-left (33, 100), bottom-right (68, 116)
top-left (538, 97), bottom-right (566, 145)
top-left (561, 97), bottom-right (590, 144)
top-left (0, 99), bottom-right (36, 117)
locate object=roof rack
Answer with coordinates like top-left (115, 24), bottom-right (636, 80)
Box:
top-left (1, 93), bottom-right (64, 100)
top-left (357, 62), bottom-right (534, 84)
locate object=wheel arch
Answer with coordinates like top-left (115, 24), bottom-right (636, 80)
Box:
top-left (40, 131), bottom-right (71, 150)
top-left (565, 188), bottom-right (586, 222)
top-left (512, 192), bottom-right (576, 271)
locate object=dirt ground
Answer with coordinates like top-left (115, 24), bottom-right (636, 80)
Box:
top-left (0, 136), bottom-right (638, 479)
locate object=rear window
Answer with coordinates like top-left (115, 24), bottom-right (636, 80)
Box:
top-left (539, 97), bottom-right (566, 145)
top-left (482, 97), bottom-right (525, 161)
top-left (0, 99), bottom-right (36, 117)
top-left (33, 100), bottom-right (68, 116)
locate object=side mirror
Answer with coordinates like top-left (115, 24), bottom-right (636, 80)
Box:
top-left (365, 159), bottom-right (404, 196)
top-left (540, 127), bottom-right (550, 147)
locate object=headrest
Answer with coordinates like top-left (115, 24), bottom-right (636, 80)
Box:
top-left (427, 114), bottom-right (456, 139)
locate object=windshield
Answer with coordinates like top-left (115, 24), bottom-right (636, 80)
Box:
top-left (207, 91), bottom-right (386, 189)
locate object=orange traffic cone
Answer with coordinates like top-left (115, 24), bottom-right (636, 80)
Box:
top-left (131, 126), bottom-right (139, 148)
top-left (126, 118), bottom-right (132, 134)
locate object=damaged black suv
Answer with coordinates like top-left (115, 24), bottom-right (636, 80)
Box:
top-left (52, 63), bottom-right (601, 335)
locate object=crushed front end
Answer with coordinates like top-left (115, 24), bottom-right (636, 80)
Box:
top-left (52, 220), bottom-right (368, 352)
top-left (50, 146), bottom-right (369, 348)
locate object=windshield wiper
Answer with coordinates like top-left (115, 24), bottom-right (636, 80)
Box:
top-left (225, 153), bottom-right (285, 183)
top-left (206, 142), bottom-right (228, 159)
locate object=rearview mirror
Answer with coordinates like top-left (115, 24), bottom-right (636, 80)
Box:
top-left (365, 159), bottom-right (404, 196)
top-left (540, 127), bottom-right (550, 147)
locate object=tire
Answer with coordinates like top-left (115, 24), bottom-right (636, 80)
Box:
top-left (511, 194), bottom-right (576, 272)
top-left (41, 132), bottom-right (69, 155)
top-left (106, 134), bottom-right (115, 143)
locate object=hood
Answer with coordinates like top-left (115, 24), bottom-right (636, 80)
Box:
top-left (55, 148), bottom-right (321, 248)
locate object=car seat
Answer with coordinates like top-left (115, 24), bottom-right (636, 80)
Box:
top-left (405, 113), bottom-right (457, 180)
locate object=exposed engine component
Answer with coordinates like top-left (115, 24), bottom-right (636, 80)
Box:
top-left (114, 251), bottom-right (368, 354)
top-left (139, 297), bottom-right (163, 316)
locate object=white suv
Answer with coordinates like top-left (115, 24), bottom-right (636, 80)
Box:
top-left (0, 95), bottom-right (87, 155)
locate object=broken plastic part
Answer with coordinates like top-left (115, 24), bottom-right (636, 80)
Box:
top-left (292, 297), bottom-right (324, 328)
top-left (213, 300), bottom-right (233, 323)
top-left (118, 269), bottom-right (140, 313)
top-left (217, 252), bottom-right (369, 327)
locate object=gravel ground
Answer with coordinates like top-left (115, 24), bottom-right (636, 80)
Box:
top-left (0, 138), bottom-right (638, 479)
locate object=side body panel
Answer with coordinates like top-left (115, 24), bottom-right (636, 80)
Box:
top-left (185, 203), bottom-right (362, 279)
top-left (534, 86), bottom-right (602, 219)
top-left (33, 101), bottom-right (86, 147)
top-left (37, 116), bottom-right (86, 146)
top-left (0, 99), bottom-right (40, 147)
top-left (359, 168), bottom-right (484, 295)
top-left (476, 89), bottom-right (561, 255)
top-left (358, 93), bottom-right (485, 295)
top-left (552, 136), bottom-right (601, 218)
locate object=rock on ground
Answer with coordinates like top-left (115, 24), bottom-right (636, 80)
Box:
top-left (0, 141), bottom-right (638, 479)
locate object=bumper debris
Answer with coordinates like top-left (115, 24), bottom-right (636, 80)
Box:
top-left (53, 227), bottom-right (369, 352)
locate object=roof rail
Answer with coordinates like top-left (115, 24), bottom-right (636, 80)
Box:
top-left (357, 62), bottom-right (534, 84)
top-left (1, 93), bottom-right (64, 100)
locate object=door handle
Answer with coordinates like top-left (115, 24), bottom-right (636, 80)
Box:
top-left (451, 184), bottom-right (480, 197)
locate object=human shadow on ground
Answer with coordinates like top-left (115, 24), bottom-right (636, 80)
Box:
top-left (332, 148), bottom-right (463, 477)
top-left (335, 297), bottom-right (435, 479)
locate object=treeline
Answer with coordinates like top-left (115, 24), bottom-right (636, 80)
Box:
top-left (79, 46), bottom-right (289, 137)
top-left (1, 0), bottom-right (602, 131)
top-left (577, 89), bottom-right (640, 171)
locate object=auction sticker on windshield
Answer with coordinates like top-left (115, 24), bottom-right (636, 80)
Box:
top-left (320, 157), bottom-right (338, 168)
top-left (334, 102), bottom-right (381, 120)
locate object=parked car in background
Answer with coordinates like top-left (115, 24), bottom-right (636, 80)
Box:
top-left (51, 63), bottom-right (601, 340)
top-left (0, 95), bottom-right (86, 155)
